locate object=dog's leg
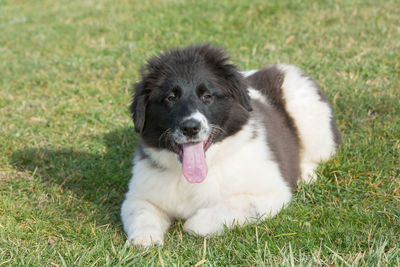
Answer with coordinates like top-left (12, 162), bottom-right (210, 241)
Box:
top-left (300, 161), bottom-right (319, 183)
top-left (183, 193), bottom-right (291, 236)
top-left (121, 199), bottom-right (171, 248)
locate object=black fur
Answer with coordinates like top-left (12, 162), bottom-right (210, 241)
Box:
top-left (131, 44), bottom-right (252, 153)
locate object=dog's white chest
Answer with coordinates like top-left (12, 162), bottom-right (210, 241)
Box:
top-left (128, 124), bottom-right (290, 220)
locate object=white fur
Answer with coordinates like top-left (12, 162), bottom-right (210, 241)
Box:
top-left (121, 108), bottom-right (292, 247)
top-left (276, 64), bottom-right (337, 182)
top-left (240, 70), bottom-right (258, 77)
top-left (121, 65), bottom-right (337, 247)
top-left (248, 87), bottom-right (268, 104)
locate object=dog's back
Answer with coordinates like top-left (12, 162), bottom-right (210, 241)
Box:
top-left (244, 65), bottom-right (340, 183)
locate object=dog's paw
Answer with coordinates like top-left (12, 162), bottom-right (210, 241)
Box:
top-left (300, 162), bottom-right (318, 183)
top-left (130, 236), bottom-right (163, 248)
top-left (183, 210), bottom-right (224, 236)
top-left (127, 231), bottom-right (164, 248)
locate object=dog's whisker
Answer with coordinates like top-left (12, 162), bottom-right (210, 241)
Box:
top-left (210, 124), bottom-right (225, 132)
top-left (159, 128), bottom-right (172, 147)
top-left (210, 124), bottom-right (226, 136)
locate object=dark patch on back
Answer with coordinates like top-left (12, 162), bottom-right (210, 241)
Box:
top-left (246, 66), bottom-right (302, 188)
top-left (246, 66), bottom-right (299, 141)
top-left (252, 100), bottom-right (300, 189)
top-left (247, 67), bottom-right (285, 107)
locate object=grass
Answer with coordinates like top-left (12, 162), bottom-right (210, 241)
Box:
top-left (0, 0), bottom-right (399, 265)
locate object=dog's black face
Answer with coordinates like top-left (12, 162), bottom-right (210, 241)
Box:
top-left (131, 45), bottom-right (252, 182)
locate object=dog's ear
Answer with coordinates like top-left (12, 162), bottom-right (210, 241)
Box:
top-left (198, 44), bottom-right (252, 112)
top-left (232, 72), bottom-right (253, 112)
top-left (130, 81), bottom-right (149, 133)
top-left (237, 87), bottom-right (253, 112)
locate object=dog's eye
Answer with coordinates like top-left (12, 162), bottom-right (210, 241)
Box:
top-left (201, 94), bottom-right (212, 103)
top-left (165, 86), bottom-right (181, 104)
top-left (166, 93), bottom-right (177, 103)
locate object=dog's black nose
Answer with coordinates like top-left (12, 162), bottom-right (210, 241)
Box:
top-left (180, 119), bottom-right (201, 137)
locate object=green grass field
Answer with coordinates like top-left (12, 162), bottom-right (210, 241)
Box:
top-left (1, 0), bottom-right (399, 265)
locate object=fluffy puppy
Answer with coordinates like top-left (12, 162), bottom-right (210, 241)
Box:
top-left (121, 44), bottom-right (340, 247)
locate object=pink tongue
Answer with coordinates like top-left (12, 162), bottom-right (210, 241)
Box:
top-left (182, 142), bottom-right (208, 183)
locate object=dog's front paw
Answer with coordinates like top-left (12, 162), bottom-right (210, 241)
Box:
top-left (300, 162), bottom-right (318, 183)
top-left (127, 231), bottom-right (164, 248)
top-left (183, 209), bottom-right (224, 236)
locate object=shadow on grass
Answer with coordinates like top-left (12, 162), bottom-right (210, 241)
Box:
top-left (10, 127), bottom-right (138, 225)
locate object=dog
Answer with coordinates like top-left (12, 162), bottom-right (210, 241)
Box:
top-left (121, 44), bottom-right (340, 247)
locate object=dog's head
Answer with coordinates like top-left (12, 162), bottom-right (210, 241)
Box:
top-left (131, 44), bottom-right (252, 182)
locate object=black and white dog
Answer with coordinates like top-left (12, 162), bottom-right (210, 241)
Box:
top-left (121, 44), bottom-right (340, 247)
